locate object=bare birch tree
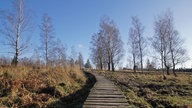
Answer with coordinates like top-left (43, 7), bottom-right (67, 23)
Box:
top-left (69, 46), bottom-right (77, 67)
top-left (77, 52), bottom-right (84, 69)
top-left (100, 17), bottom-right (124, 71)
top-left (40, 14), bottom-right (55, 67)
top-left (152, 10), bottom-right (188, 79)
top-left (0, 0), bottom-right (32, 66)
top-left (90, 32), bottom-right (106, 70)
top-left (128, 28), bottom-right (138, 72)
top-left (152, 13), bottom-right (169, 79)
top-left (130, 16), bottom-right (146, 72)
top-left (166, 11), bottom-right (188, 77)
top-left (100, 19), bottom-right (112, 71)
top-left (31, 49), bottom-right (41, 68)
top-left (90, 17), bottom-right (123, 71)
top-left (51, 38), bottom-right (67, 67)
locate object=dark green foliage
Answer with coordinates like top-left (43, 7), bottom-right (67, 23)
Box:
top-left (84, 59), bottom-right (92, 68)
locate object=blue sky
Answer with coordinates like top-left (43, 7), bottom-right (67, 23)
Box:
top-left (0, 0), bottom-right (192, 68)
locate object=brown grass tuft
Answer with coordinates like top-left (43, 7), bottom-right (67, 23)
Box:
top-left (0, 65), bottom-right (87, 107)
top-left (100, 71), bottom-right (192, 108)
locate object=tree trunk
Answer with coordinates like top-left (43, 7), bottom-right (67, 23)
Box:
top-left (14, 34), bottom-right (19, 66)
top-left (166, 66), bottom-right (170, 75)
top-left (139, 39), bottom-right (143, 73)
top-left (133, 54), bottom-right (136, 72)
top-left (172, 64), bottom-right (177, 77)
top-left (170, 47), bottom-right (177, 77)
top-left (133, 65), bottom-right (136, 73)
top-left (163, 54), bottom-right (170, 75)
top-left (15, 48), bottom-right (19, 66)
top-left (111, 61), bottom-right (115, 72)
top-left (99, 58), bottom-right (103, 70)
top-left (15, 14), bottom-right (21, 66)
top-left (46, 35), bottom-right (48, 68)
top-left (171, 57), bottom-right (177, 77)
top-left (107, 55), bottom-right (111, 71)
top-left (108, 62), bottom-right (110, 71)
top-left (162, 67), bottom-right (166, 80)
top-left (161, 54), bottom-right (166, 80)
top-left (140, 55), bottom-right (143, 73)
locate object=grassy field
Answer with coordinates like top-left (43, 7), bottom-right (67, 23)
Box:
top-left (99, 71), bottom-right (192, 108)
top-left (0, 65), bottom-right (94, 107)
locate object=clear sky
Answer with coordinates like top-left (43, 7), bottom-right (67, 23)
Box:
top-left (0, 0), bottom-right (192, 68)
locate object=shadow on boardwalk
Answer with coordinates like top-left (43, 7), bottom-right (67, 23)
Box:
top-left (47, 72), bottom-right (96, 108)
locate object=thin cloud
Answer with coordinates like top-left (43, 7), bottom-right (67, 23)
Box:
top-left (77, 44), bottom-right (84, 48)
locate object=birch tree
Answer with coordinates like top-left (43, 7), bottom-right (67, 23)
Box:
top-left (1, 0), bottom-right (32, 66)
top-left (90, 17), bottom-right (124, 71)
top-left (40, 14), bottom-right (55, 67)
top-left (90, 32), bottom-right (106, 70)
top-left (77, 52), bottom-right (84, 69)
top-left (166, 11), bottom-right (188, 77)
top-left (129, 16), bottom-right (146, 72)
top-left (51, 38), bottom-right (67, 67)
top-left (152, 13), bottom-right (170, 79)
top-left (152, 10), bottom-right (188, 78)
top-left (100, 17), bottom-right (124, 71)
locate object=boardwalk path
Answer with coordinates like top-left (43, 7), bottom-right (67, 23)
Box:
top-left (83, 72), bottom-right (129, 108)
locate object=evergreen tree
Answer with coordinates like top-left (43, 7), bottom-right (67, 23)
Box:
top-left (85, 59), bottom-right (92, 68)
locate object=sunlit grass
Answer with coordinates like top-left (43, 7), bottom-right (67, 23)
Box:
top-left (99, 71), bottom-right (192, 107)
top-left (0, 65), bottom-right (87, 107)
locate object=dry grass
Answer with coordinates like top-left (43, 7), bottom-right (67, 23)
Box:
top-left (99, 71), bottom-right (192, 108)
top-left (0, 65), bottom-right (87, 107)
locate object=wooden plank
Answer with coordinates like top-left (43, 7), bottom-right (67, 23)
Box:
top-left (85, 99), bottom-right (128, 103)
top-left (85, 97), bottom-right (126, 100)
top-left (83, 72), bottom-right (129, 108)
top-left (83, 105), bottom-right (129, 108)
top-left (88, 95), bottom-right (125, 98)
top-left (89, 92), bottom-right (122, 95)
top-left (83, 102), bottom-right (129, 106)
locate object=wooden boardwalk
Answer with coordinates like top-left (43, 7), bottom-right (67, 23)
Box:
top-left (83, 72), bottom-right (129, 108)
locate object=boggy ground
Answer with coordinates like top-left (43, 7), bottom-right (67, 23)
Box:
top-left (99, 71), bottom-right (192, 108)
